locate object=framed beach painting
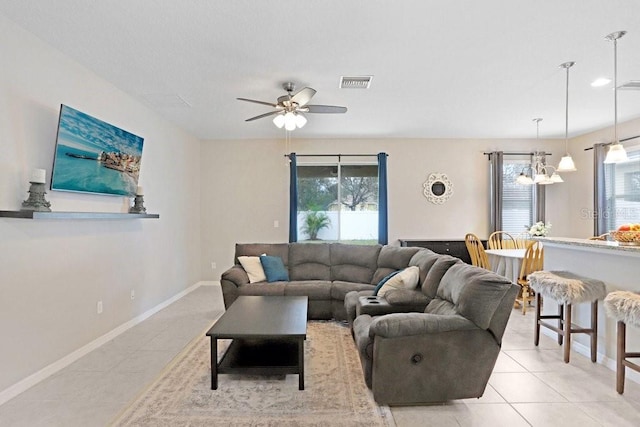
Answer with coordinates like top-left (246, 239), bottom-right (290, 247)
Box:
top-left (50, 105), bottom-right (144, 196)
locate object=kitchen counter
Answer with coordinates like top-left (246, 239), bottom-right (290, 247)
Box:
top-left (536, 236), bottom-right (640, 381)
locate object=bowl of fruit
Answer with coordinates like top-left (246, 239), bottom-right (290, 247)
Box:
top-left (610, 224), bottom-right (640, 246)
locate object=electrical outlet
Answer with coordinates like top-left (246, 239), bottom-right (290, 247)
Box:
top-left (273, 220), bottom-right (279, 228)
top-left (211, 261), bottom-right (217, 269)
top-left (97, 300), bottom-right (103, 314)
top-left (130, 289), bottom-right (135, 300)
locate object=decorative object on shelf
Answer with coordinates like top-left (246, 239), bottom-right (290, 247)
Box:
top-left (527, 221), bottom-right (551, 237)
top-left (21, 169), bottom-right (52, 212)
top-left (129, 186), bottom-right (146, 214)
top-left (604, 31), bottom-right (629, 164)
top-left (423, 173), bottom-right (453, 204)
top-left (557, 61), bottom-right (577, 172)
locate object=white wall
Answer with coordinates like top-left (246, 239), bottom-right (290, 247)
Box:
top-left (0, 15), bottom-right (201, 392)
top-left (200, 137), bottom-right (570, 278)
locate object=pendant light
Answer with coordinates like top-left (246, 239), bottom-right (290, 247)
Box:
top-left (557, 62), bottom-right (577, 172)
top-left (604, 31), bottom-right (629, 164)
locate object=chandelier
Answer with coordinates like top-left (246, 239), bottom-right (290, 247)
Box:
top-left (516, 119), bottom-right (563, 185)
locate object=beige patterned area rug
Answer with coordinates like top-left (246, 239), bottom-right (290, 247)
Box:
top-left (111, 321), bottom-right (395, 426)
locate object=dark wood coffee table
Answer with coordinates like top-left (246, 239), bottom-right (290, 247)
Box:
top-left (206, 296), bottom-right (308, 390)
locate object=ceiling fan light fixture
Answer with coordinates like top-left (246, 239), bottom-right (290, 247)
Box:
top-left (283, 112), bottom-right (297, 131)
top-left (295, 113), bottom-right (307, 128)
top-left (273, 114), bottom-right (285, 128)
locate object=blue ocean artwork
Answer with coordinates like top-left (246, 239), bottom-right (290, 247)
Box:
top-left (51, 105), bottom-right (144, 196)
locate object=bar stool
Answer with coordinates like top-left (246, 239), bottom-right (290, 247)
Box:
top-left (528, 271), bottom-right (607, 363)
top-left (604, 291), bottom-right (640, 394)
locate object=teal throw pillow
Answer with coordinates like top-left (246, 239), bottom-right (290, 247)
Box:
top-left (373, 270), bottom-right (401, 295)
top-left (260, 255), bottom-right (289, 282)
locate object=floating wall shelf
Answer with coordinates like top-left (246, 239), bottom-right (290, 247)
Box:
top-left (0, 210), bottom-right (159, 220)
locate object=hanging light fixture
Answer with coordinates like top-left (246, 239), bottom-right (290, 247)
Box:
top-left (557, 61), bottom-right (577, 172)
top-left (604, 30), bottom-right (629, 164)
top-left (516, 119), bottom-right (563, 185)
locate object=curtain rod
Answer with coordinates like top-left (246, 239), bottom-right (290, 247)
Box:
top-left (483, 151), bottom-right (552, 156)
top-left (583, 135), bottom-right (640, 151)
top-left (284, 153), bottom-right (385, 158)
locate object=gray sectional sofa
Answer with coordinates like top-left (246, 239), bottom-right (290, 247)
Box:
top-left (220, 242), bottom-right (424, 320)
top-left (220, 242), bottom-right (518, 404)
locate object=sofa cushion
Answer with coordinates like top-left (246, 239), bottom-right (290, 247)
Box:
top-left (384, 289), bottom-right (431, 307)
top-left (289, 243), bottom-right (331, 281)
top-left (371, 246), bottom-right (420, 284)
top-left (378, 266), bottom-right (420, 297)
top-left (434, 263), bottom-right (513, 329)
top-left (238, 256), bottom-right (266, 283)
top-left (238, 283), bottom-right (286, 296)
top-left (235, 243), bottom-right (290, 265)
top-left (373, 270), bottom-right (401, 295)
top-left (330, 243), bottom-right (381, 283)
top-left (422, 255), bottom-right (461, 298)
top-left (408, 249), bottom-right (440, 288)
top-left (284, 281), bottom-right (332, 300)
top-left (331, 281), bottom-right (376, 300)
top-left (260, 255), bottom-right (289, 282)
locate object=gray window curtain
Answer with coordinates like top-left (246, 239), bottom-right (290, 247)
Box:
top-left (534, 154), bottom-right (546, 223)
top-left (488, 151), bottom-right (504, 233)
top-left (593, 143), bottom-right (608, 235)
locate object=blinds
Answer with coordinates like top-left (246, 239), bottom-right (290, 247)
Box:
top-left (502, 159), bottom-right (534, 234)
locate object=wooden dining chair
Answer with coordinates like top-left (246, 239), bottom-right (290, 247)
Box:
top-left (516, 241), bottom-right (544, 314)
top-left (488, 231), bottom-right (517, 249)
top-left (513, 232), bottom-right (533, 249)
top-left (465, 233), bottom-right (491, 270)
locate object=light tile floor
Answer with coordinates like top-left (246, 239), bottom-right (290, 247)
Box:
top-left (1, 285), bottom-right (640, 426)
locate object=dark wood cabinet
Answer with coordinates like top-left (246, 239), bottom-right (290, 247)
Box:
top-left (399, 239), bottom-right (486, 265)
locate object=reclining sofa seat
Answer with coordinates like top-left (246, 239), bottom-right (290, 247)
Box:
top-left (352, 262), bottom-right (518, 404)
top-left (344, 248), bottom-right (460, 327)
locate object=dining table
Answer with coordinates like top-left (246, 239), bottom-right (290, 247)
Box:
top-left (485, 248), bottom-right (526, 284)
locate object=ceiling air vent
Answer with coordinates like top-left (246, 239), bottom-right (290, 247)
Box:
top-left (339, 76), bottom-right (373, 89)
top-left (617, 80), bottom-right (640, 90)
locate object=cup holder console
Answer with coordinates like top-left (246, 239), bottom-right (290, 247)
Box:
top-left (366, 296), bottom-right (378, 300)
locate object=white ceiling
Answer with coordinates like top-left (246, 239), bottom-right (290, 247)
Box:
top-left (2, 0), bottom-right (640, 141)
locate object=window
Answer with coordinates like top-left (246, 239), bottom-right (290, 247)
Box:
top-left (502, 158), bottom-right (536, 234)
top-left (296, 161), bottom-right (379, 244)
top-left (489, 152), bottom-right (543, 234)
top-left (599, 146), bottom-right (640, 231)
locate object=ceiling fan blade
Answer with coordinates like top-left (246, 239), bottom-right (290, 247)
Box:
top-left (290, 87), bottom-right (316, 106)
top-left (245, 110), bottom-right (280, 122)
top-left (305, 105), bottom-right (348, 114)
top-left (237, 97), bottom-right (278, 107)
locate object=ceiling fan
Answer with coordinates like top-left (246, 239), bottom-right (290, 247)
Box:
top-left (237, 82), bottom-right (347, 130)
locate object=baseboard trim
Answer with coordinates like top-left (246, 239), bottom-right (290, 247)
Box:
top-left (0, 281), bottom-right (218, 406)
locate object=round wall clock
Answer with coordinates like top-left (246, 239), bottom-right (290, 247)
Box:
top-left (423, 173), bottom-right (453, 204)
